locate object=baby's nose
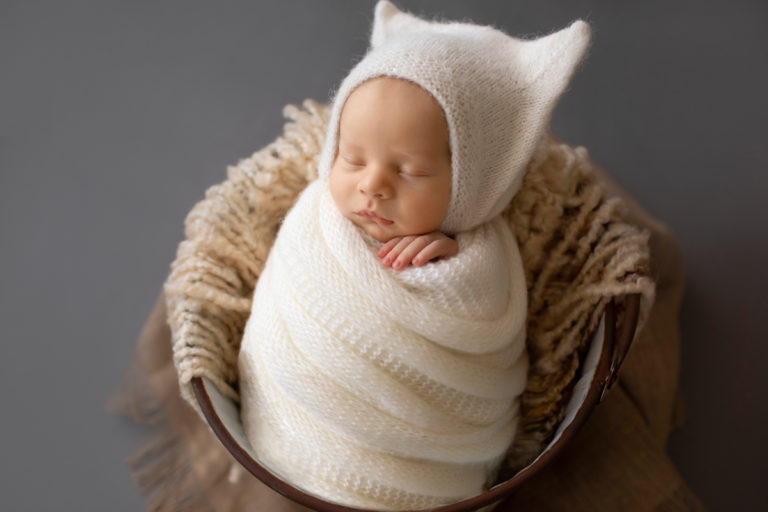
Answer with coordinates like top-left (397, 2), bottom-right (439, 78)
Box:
top-left (358, 168), bottom-right (393, 199)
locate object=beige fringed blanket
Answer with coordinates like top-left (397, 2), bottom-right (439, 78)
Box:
top-left (109, 99), bottom-right (707, 511)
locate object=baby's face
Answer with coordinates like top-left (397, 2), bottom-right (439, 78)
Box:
top-left (329, 77), bottom-right (452, 243)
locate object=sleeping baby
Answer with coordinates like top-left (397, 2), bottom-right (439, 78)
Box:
top-left (237, 1), bottom-right (590, 509)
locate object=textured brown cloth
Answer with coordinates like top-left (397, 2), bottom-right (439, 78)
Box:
top-left (110, 167), bottom-right (706, 512)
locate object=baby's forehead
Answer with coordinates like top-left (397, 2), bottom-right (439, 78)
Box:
top-left (342, 76), bottom-right (445, 115)
top-left (336, 77), bottom-right (452, 161)
top-left (339, 76), bottom-right (449, 131)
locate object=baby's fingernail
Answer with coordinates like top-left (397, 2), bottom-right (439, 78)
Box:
top-left (412, 257), bottom-right (420, 265)
top-left (393, 260), bottom-right (402, 269)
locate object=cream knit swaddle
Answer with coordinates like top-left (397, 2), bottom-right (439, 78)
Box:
top-left (238, 180), bottom-right (528, 509)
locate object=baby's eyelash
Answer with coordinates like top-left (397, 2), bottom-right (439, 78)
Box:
top-left (342, 157), bottom-right (365, 166)
top-left (400, 169), bottom-right (430, 177)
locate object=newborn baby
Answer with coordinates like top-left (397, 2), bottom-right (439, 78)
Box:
top-left (238, 1), bottom-right (590, 509)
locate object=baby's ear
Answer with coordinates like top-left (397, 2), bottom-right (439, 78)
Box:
top-left (371, 0), bottom-right (432, 48)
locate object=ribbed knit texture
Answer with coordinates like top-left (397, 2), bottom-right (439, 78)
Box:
top-left (238, 179), bottom-right (528, 509)
top-left (316, 1), bottom-right (592, 234)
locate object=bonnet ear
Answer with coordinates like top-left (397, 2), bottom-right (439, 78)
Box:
top-left (371, 0), bottom-right (432, 48)
top-left (512, 20), bottom-right (592, 112)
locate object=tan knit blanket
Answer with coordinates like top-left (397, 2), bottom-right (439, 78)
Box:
top-left (163, 99), bottom-right (655, 471)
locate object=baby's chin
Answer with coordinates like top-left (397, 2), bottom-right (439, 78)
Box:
top-left (346, 213), bottom-right (435, 244)
top-left (361, 224), bottom-right (394, 244)
top-left (349, 218), bottom-right (398, 244)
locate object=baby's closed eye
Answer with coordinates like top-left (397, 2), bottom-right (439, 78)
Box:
top-left (342, 155), bottom-right (365, 167)
top-left (399, 167), bottom-right (432, 177)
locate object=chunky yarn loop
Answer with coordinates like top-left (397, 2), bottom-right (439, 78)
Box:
top-left (238, 180), bottom-right (528, 509)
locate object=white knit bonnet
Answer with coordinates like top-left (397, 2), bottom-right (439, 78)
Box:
top-left (318, 0), bottom-right (592, 234)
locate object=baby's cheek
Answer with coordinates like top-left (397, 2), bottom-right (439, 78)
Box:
top-left (329, 173), bottom-right (350, 212)
top-left (413, 197), bottom-right (447, 231)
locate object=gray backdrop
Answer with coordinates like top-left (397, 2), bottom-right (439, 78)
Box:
top-left (1, 1), bottom-right (765, 510)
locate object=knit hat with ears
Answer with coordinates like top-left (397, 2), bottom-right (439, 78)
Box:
top-left (317, 0), bottom-right (592, 235)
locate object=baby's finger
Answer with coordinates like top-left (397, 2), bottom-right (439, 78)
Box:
top-left (381, 236), bottom-right (417, 267)
top-left (377, 237), bottom-right (401, 259)
top-left (393, 235), bottom-right (436, 269)
top-left (414, 238), bottom-right (458, 266)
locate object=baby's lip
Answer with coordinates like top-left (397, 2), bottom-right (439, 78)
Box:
top-left (355, 209), bottom-right (393, 225)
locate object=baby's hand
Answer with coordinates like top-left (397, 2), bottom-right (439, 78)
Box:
top-left (378, 232), bottom-right (458, 270)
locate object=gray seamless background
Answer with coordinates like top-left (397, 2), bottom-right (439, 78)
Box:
top-left (1, 1), bottom-right (765, 510)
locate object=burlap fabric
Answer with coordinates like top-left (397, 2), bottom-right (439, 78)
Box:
top-left (109, 101), bottom-right (707, 511)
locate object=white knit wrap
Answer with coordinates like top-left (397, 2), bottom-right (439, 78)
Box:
top-left (238, 179), bottom-right (529, 509)
top-left (317, 1), bottom-right (592, 234)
